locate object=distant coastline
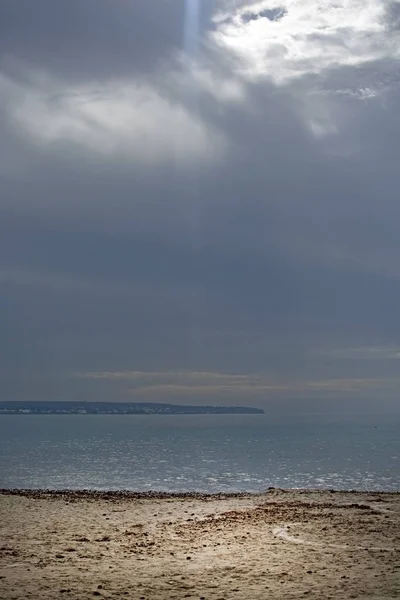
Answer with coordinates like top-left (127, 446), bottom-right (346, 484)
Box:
top-left (0, 401), bottom-right (264, 415)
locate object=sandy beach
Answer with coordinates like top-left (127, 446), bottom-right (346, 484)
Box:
top-left (1, 489), bottom-right (399, 600)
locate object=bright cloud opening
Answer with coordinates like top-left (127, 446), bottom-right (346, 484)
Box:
top-left (212, 0), bottom-right (400, 86)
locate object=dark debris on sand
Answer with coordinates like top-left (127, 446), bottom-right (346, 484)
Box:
top-left (0, 488), bottom-right (252, 502)
top-left (0, 488), bottom-right (398, 503)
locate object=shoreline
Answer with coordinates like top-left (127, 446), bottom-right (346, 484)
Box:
top-left (1, 488), bottom-right (399, 599)
top-left (1, 487), bottom-right (399, 500)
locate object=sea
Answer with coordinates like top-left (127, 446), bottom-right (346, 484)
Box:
top-left (1, 413), bottom-right (399, 492)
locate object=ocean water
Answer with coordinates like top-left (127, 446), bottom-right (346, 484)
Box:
top-left (0, 413), bottom-right (399, 492)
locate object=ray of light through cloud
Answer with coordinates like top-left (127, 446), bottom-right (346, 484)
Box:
top-left (184, 0), bottom-right (201, 59)
top-left (182, 0), bottom-right (207, 366)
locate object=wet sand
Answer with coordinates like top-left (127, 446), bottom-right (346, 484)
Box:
top-left (1, 488), bottom-right (399, 599)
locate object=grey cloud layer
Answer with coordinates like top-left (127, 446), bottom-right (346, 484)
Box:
top-left (0, 0), bottom-right (190, 80)
top-left (1, 0), bottom-right (400, 407)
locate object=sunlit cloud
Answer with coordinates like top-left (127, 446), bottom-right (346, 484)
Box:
top-left (205, 0), bottom-right (400, 142)
top-left (212, 0), bottom-right (400, 87)
top-left (0, 69), bottom-right (226, 166)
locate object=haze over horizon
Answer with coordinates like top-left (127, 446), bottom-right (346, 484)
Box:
top-left (2, 0), bottom-right (400, 411)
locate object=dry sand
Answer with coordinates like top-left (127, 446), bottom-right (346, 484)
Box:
top-left (1, 489), bottom-right (399, 599)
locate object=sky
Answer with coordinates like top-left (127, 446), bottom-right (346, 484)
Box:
top-left (1, 0), bottom-right (400, 411)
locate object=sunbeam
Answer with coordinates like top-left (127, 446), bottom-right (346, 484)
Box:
top-left (182, 0), bottom-right (206, 366)
top-left (184, 0), bottom-right (200, 59)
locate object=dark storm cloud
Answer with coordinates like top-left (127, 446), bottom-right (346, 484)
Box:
top-left (0, 0), bottom-right (189, 81)
top-left (1, 0), bottom-right (400, 406)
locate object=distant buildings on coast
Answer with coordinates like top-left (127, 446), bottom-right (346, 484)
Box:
top-left (0, 401), bottom-right (264, 415)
